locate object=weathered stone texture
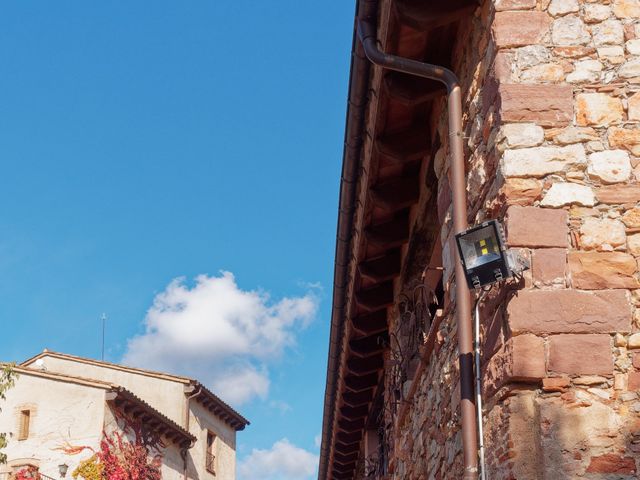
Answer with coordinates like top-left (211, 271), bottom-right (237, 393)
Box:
top-left (569, 251), bottom-right (640, 289)
top-left (502, 178), bottom-right (543, 205)
top-left (493, 12), bottom-right (552, 48)
top-left (497, 123), bottom-right (544, 149)
top-left (595, 185), bottom-right (640, 203)
top-left (532, 248), bottom-right (567, 285)
top-left (541, 182), bottom-right (595, 207)
top-left (587, 150), bottom-right (631, 184)
top-left (592, 19), bottom-right (625, 46)
top-left (579, 217), bottom-right (627, 250)
top-left (614, 0), bottom-right (640, 18)
top-left (548, 334), bottom-right (613, 375)
top-left (506, 206), bottom-right (568, 247)
top-left (622, 207), bottom-right (640, 228)
top-left (501, 144), bottom-right (586, 178)
top-left (484, 335), bottom-right (545, 394)
top-left (552, 16), bottom-right (591, 46)
top-left (499, 84), bottom-right (573, 126)
top-left (585, 4), bottom-right (612, 23)
top-left (495, 0), bottom-right (536, 11)
top-left (576, 93), bottom-right (624, 126)
top-left (608, 127), bottom-right (640, 156)
top-left (628, 92), bottom-right (640, 120)
top-left (508, 289), bottom-right (631, 334)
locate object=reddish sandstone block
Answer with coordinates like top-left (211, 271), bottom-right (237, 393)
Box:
top-left (508, 289), bottom-right (631, 334)
top-left (568, 251), bottom-right (640, 289)
top-left (499, 84), bottom-right (574, 127)
top-left (633, 353), bottom-right (640, 369)
top-left (506, 206), bottom-right (568, 248)
top-left (548, 334), bottom-right (613, 376)
top-left (586, 454), bottom-right (637, 475)
top-left (532, 248), bottom-right (567, 285)
top-left (629, 371), bottom-right (640, 390)
top-left (492, 12), bottom-right (552, 48)
top-left (495, 0), bottom-right (536, 11)
top-left (542, 376), bottom-right (570, 392)
top-left (595, 185), bottom-right (640, 204)
top-left (511, 334), bottom-right (546, 379)
top-left (484, 334), bottom-right (545, 394)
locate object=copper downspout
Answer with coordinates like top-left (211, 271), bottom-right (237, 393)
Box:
top-left (183, 385), bottom-right (202, 480)
top-left (357, 20), bottom-right (478, 480)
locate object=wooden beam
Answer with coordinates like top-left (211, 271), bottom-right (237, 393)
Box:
top-left (377, 125), bottom-right (430, 163)
top-left (372, 176), bottom-right (420, 212)
top-left (338, 417), bottom-right (366, 433)
top-left (335, 440), bottom-right (360, 454)
top-left (342, 389), bottom-right (374, 408)
top-left (349, 331), bottom-right (388, 358)
top-left (394, 0), bottom-right (478, 30)
top-left (359, 249), bottom-right (402, 282)
top-left (351, 310), bottom-right (388, 336)
top-left (336, 431), bottom-right (362, 445)
top-left (343, 373), bottom-right (378, 393)
top-left (346, 353), bottom-right (384, 376)
top-left (340, 404), bottom-right (369, 419)
top-left (365, 212), bottom-right (410, 248)
top-left (383, 72), bottom-right (446, 106)
top-left (354, 281), bottom-right (394, 312)
top-left (333, 452), bottom-right (359, 466)
top-left (332, 465), bottom-right (356, 479)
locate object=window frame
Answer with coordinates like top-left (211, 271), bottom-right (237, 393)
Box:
top-left (205, 431), bottom-right (216, 475)
top-left (18, 410), bottom-right (31, 441)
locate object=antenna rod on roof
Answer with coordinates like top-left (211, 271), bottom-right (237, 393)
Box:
top-left (101, 313), bottom-right (107, 361)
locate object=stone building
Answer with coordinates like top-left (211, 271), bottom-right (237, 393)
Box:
top-left (0, 351), bottom-right (248, 480)
top-left (320, 0), bottom-right (640, 478)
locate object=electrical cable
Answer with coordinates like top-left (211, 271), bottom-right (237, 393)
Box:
top-left (474, 288), bottom-right (489, 480)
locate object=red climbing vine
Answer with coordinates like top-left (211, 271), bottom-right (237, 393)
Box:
top-left (72, 417), bottom-right (164, 480)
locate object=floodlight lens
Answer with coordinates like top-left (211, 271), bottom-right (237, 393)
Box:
top-left (459, 225), bottom-right (500, 270)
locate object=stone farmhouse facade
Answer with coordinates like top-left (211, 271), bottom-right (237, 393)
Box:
top-left (320, 0), bottom-right (640, 478)
top-left (0, 351), bottom-right (248, 480)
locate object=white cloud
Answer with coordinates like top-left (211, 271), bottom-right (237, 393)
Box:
top-left (314, 434), bottom-right (321, 449)
top-left (238, 439), bottom-right (318, 480)
top-left (122, 271), bottom-right (318, 405)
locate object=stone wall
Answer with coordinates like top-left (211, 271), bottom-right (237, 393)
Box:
top-left (389, 0), bottom-right (640, 478)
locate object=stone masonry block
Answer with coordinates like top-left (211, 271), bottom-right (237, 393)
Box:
top-left (508, 289), bottom-right (631, 334)
top-left (506, 206), bottom-right (568, 247)
top-left (548, 334), bottom-right (613, 376)
top-left (568, 251), bottom-right (640, 289)
top-left (483, 334), bottom-right (545, 394)
top-left (500, 84), bottom-right (573, 127)
top-left (532, 248), bottom-right (566, 285)
top-left (493, 12), bottom-right (552, 48)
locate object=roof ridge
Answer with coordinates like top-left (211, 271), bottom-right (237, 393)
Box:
top-left (21, 350), bottom-right (194, 383)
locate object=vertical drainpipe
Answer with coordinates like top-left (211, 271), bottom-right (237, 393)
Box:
top-left (183, 385), bottom-right (202, 480)
top-left (356, 19), bottom-right (479, 480)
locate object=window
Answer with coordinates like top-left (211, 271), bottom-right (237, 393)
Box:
top-left (205, 431), bottom-right (216, 475)
top-left (18, 410), bottom-right (30, 441)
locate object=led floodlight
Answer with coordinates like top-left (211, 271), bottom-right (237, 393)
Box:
top-left (455, 219), bottom-right (510, 289)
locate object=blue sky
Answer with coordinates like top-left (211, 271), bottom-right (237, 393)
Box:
top-left (0, 2), bottom-right (354, 478)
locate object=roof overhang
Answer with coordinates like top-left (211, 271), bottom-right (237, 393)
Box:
top-left (185, 382), bottom-right (250, 431)
top-left (108, 387), bottom-right (197, 449)
top-left (319, 0), bottom-right (479, 478)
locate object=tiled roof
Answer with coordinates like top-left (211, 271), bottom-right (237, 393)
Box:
top-left (8, 365), bottom-right (196, 448)
top-left (20, 350), bottom-right (249, 431)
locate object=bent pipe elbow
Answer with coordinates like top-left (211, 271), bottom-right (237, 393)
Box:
top-left (356, 19), bottom-right (459, 93)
